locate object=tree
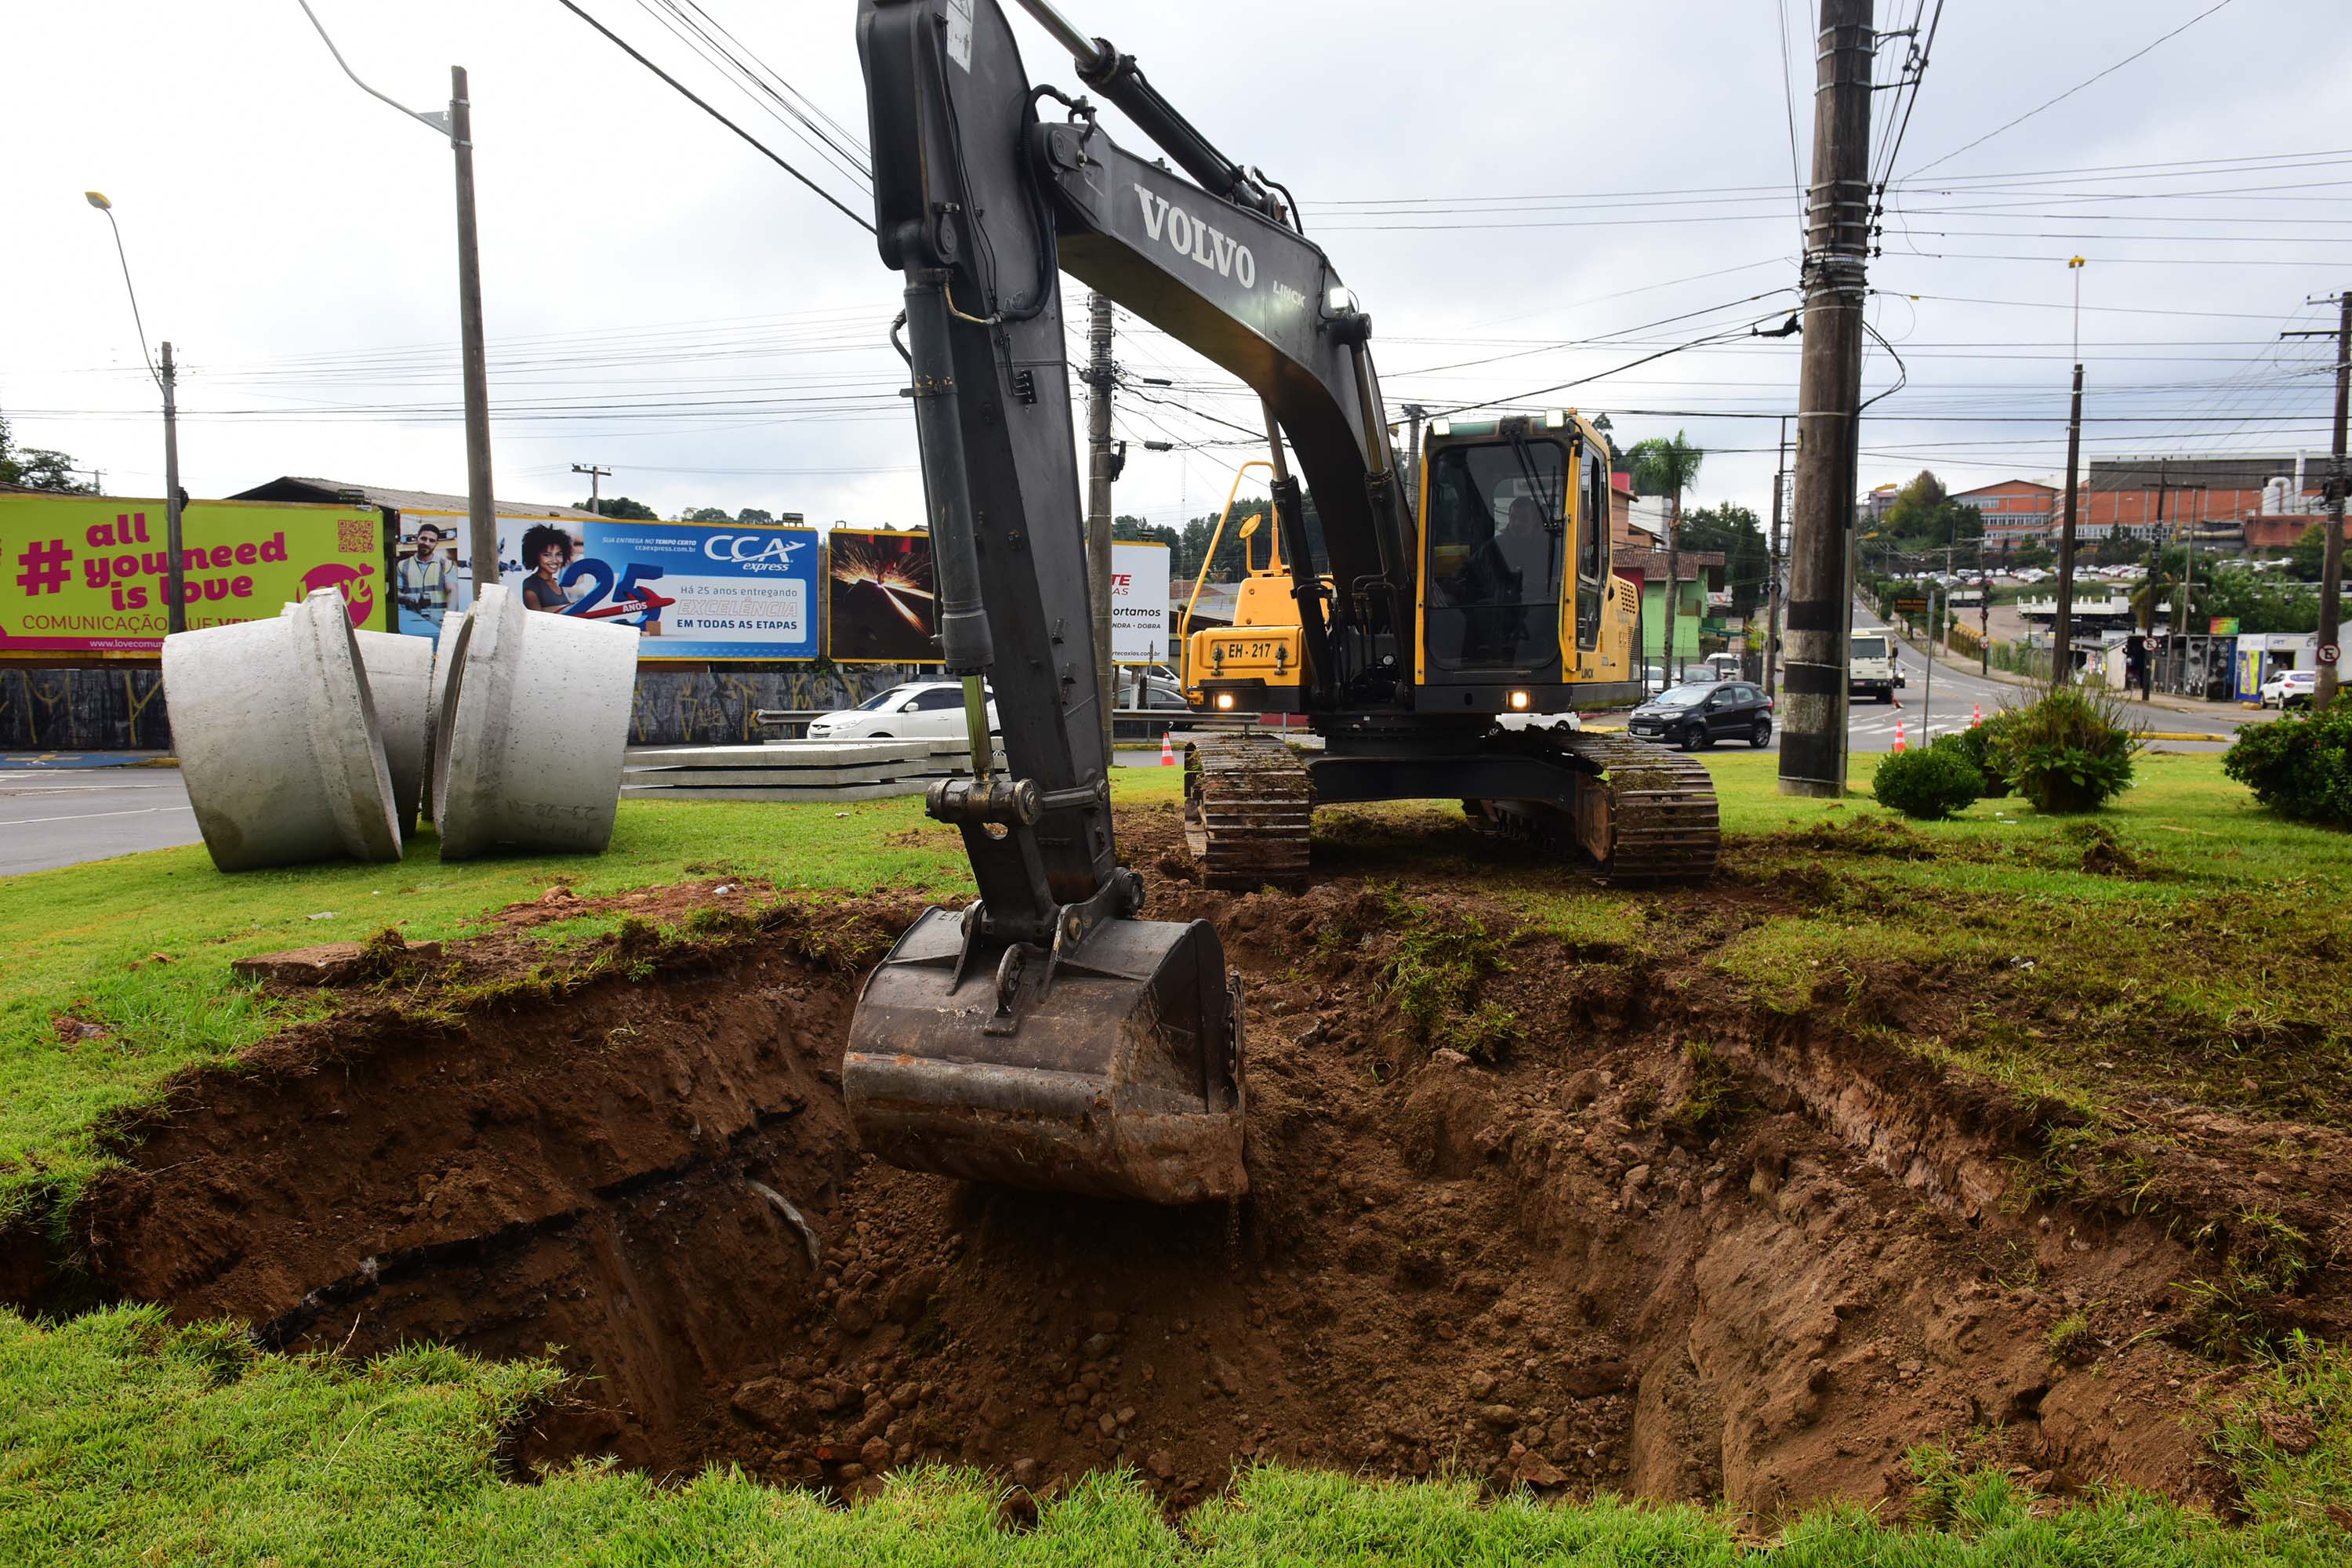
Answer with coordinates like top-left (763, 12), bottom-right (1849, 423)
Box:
top-left (681, 506), bottom-right (731, 523)
top-left (1682, 502), bottom-right (1767, 618)
top-left (1113, 514), bottom-right (1181, 550)
top-left (737, 507), bottom-right (775, 526)
top-left (2288, 521), bottom-right (2328, 582)
top-left (576, 495), bottom-right (660, 521)
top-left (1882, 470), bottom-right (1983, 548)
top-left (1628, 433), bottom-right (1704, 677)
top-left (2013, 540), bottom-right (2053, 571)
top-left (0, 415), bottom-right (95, 493)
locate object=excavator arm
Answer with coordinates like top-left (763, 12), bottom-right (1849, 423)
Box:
top-left (844, 0), bottom-right (1410, 1204)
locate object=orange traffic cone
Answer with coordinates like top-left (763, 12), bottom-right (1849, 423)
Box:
top-left (1159, 731), bottom-right (1178, 766)
top-left (1970, 702), bottom-right (1982, 728)
top-left (1893, 720), bottom-right (1907, 753)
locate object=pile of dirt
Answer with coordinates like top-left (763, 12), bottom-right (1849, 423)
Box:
top-left (17, 802), bottom-right (2352, 1523)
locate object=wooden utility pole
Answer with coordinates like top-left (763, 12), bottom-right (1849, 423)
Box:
top-left (2051, 256), bottom-right (2086, 686)
top-left (2140, 461), bottom-right (2171, 636)
top-left (1083, 292), bottom-right (1117, 759)
top-left (1777, 0), bottom-right (1874, 799)
top-left (570, 462), bottom-right (612, 510)
top-left (1765, 418), bottom-right (1788, 699)
top-left (2288, 292), bottom-right (2351, 706)
top-left (158, 342), bottom-right (187, 635)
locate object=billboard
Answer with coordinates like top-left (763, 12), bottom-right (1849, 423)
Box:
top-left (391, 510), bottom-right (818, 660)
top-left (1, 495), bottom-right (386, 659)
top-left (1110, 540), bottom-right (1171, 666)
top-left (827, 528), bottom-right (938, 663)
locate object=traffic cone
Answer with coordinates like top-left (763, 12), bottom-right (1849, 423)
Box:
top-left (1893, 721), bottom-right (1907, 753)
top-left (1970, 702), bottom-right (1982, 728)
top-left (1159, 731), bottom-right (1178, 767)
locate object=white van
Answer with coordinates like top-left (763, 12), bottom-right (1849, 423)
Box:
top-left (1849, 632), bottom-right (1899, 703)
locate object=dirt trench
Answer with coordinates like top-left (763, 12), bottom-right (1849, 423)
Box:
top-left (20, 804), bottom-right (2345, 1520)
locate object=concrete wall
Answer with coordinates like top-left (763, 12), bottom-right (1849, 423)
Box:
top-left (0, 663), bottom-right (917, 753)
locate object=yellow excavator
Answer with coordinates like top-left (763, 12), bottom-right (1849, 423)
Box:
top-left (1176, 420), bottom-right (1719, 890)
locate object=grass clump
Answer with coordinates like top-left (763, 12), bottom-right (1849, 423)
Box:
top-left (1374, 896), bottom-right (1519, 1061)
top-left (1872, 739), bottom-right (1984, 821)
top-left (1989, 686), bottom-right (2143, 814)
top-left (2046, 1309), bottom-right (2098, 1364)
top-left (2181, 1209), bottom-right (2318, 1359)
top-left (1665, 1041), bottom-right (1755, 1142)
top-left (2226, 695), bottom-right (2352, 826)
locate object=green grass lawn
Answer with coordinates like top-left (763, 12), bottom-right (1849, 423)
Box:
top-left (5, 1304), bottom-right (2348, 1566)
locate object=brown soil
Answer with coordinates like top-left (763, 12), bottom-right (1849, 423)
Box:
top-left (19, 802), bottom-right (2352, 1523)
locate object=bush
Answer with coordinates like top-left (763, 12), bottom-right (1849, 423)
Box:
top-left (1946, 716), bottom-right (2014, 798)
top-left (1988, 687), bottom-right (2140, 814)
top-left (2224, 695), bottom-right (2352, 826)
top-left (1872, 741), bottom-right (1983, 821)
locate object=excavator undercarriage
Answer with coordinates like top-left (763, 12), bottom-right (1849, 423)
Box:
top-left (1185, 728), bottom-right (1721, 893)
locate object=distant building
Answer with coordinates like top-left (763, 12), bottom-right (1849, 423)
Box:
top-left (2078, 455), bottom-right (2323, 542)
top-left (1953, 478), bottom-right (2059, 553)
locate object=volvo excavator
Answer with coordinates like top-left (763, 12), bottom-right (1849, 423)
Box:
top-left (842, 0), bottom-right (1719, 1209)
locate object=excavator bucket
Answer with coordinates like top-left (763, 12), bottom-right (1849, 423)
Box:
top-left (843, 908), bottom-right (1247, 1205)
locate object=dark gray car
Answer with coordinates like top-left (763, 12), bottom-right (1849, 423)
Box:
top-left (1624, 680), bottom-right (1773, 752)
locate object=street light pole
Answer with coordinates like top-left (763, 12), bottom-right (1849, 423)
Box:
top-left (85, 191), bottom-right (187, 636)
top-left (295, 0), bottom-right (498, 587)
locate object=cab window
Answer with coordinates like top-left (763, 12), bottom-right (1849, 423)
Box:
top-left (1423, 438), bottom-right (1566, 671)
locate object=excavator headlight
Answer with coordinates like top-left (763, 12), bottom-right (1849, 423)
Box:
top-left (1430, 418), bottom-right (1451, 437)
top-left (1508, 690), bottom-right (1531, 711)
top-left (1544, 408), bottom-right (1566, 429)
top-left (1327, 285), bottom-right (1357, 313)
top-left (1214, 692), bottom-right (1236, 711)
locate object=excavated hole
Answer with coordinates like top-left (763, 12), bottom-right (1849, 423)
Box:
top-left (16, 818), bottom-right (2301, 1523)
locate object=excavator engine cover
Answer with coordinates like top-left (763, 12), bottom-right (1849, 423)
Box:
top-left (844, 907), bottom-right (1247, 1205)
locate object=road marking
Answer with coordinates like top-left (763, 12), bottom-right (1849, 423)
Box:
top-left (0, 804), bottom-right (196, 827)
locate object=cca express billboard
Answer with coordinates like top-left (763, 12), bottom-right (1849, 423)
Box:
top-left (0, 495), bottom-right (386, 657)
top-left (391, 512), bottom-right (818, 660)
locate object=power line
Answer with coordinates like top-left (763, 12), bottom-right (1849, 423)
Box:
top-left (1904, 0), bottom-right (2241, 178)
top-left (551, 0), bottom-right (874, 234)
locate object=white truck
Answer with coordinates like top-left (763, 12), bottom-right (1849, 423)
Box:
top-left (1849, 631), bottom-right (1900, 703)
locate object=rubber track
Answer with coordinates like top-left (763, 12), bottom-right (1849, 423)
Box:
top-left (1184, 733), bottom-right (1312, 891)
top-left (1472, 731), bottom-right (1721, 885)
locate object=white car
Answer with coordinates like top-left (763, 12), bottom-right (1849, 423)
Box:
top-left (2260, 670), bottom-right (2317, 710)
top-left (807, 681), bottom-right (998, 740)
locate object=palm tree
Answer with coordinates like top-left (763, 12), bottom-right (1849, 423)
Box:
top-left (1628, 433), bottom-right (1705, 684)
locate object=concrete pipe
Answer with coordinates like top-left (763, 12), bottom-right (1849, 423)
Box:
top-left (434, 584), bottom-right (641, 858)
top-left (276, 608), bottom-right (430, 837)
top-left (357, 630), bottom-right (432, 838)
top-left (164, 587), bottom-right (402, 872)
top-left (419, 615), bottom-right (466, 822)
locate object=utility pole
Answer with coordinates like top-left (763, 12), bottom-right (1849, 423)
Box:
top-left (1083, 292), bottom-right (1116, 760)
top-left (295, 5), bottom-right (497, 586)
top-left (1777, 0), bottom-right (1874, 800)
top-left (159, 343), bottom-right (187, 634)
top-left (571, 462), bottom-right (612, 511)
top-left (2052, 256), bottom-right (2086, 688)
top-left (2140, 461), bottom-right (2170, 635)
top-left (1765, 419), bottom-right (1788, 699)
top-left (2287, 292), bottom-right (2350, 706)
top-left (2328, 292), bottom-right (2350, 707)
top-left (449, 67), bottom-right (498, 588)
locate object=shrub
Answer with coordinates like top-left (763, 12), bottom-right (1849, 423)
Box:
top-left (1871, 742), bottom-right (1982, 821)
top-left (1946, 716), bottom-right (2014, 798)
top-left (2223, 695), bottom-right (2352, 826)
top-left (1988, 687), bottom-right (2140, 814)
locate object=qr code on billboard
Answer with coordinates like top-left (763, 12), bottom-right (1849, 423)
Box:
top-left (339, 518), bottom-right (376, 554)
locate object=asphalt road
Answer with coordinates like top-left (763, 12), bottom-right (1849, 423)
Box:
top-left (0, 765), bottom-right (200, 876)
top-left (1854, 602), bottom-right (2238, 756)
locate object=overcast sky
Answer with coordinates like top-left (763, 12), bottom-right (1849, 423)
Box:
top-left (5, 0), bottom-right (2349, 532)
